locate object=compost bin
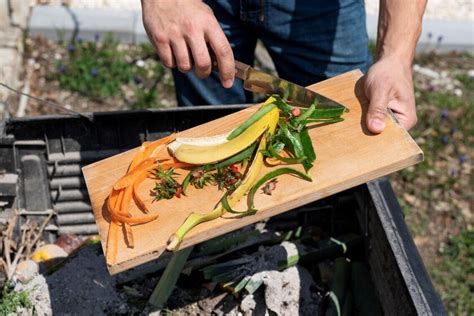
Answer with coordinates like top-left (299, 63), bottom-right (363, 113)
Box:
top-left (0, 106), bottom-right (445, 315)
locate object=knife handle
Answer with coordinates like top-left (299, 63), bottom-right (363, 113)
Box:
top-left (210, 51), bottom-right (249, 80)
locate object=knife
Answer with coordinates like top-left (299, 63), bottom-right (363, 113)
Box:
top-left (229, 60), bottom-right (346, 110)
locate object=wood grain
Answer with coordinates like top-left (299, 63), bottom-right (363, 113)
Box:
top-left (82, 70), bottom-right (423, 274)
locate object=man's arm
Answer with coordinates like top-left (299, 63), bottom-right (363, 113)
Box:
top-left (364, 0), bottom-right (427, 133)
top-left (141, 0), bottom-right (235, 88)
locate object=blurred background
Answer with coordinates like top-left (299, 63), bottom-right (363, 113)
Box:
top-left (0, 0), bottom-right (472, 314)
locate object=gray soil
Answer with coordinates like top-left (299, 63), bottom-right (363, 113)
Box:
top-left (40, 246), bottom-right (128, 315)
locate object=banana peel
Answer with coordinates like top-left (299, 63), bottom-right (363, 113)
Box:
top-left (168, 105), bottom-right (277, 165)
top-left (166, 106), bottom-right (280, 250)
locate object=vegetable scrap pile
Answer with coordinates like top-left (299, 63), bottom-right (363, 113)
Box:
top-left (105, 95), bottom-right (345, 265)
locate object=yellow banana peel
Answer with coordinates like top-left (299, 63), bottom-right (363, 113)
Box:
top-left (168, 99), bottom-right (278, 165)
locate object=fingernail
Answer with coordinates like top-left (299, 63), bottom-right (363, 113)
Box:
top-left (223, 79), bottom-right (234, 89)
top-left (370, 118), bottom-right (386, 132)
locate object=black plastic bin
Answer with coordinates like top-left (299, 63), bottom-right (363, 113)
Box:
top-left (0, 106), bottom-right (445, 315)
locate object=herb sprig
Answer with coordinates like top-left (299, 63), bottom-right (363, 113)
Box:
top-left (151, 165), bottom-right (182, 201)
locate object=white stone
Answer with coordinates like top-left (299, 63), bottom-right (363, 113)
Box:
top-left (413, 64), bottom-right (440, 79)
top-left (14, 274), bottom-right (52, 316)
top-left (10, 0), bottom-right (31, 28)
top-left (468, 70), bottom-right (474, 79)
top-left (0, 0), bottom-right (10, 29)
top-left (13, 260), bottom-right (39, 283)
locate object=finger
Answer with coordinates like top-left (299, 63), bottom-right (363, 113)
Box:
top-left (365, 84), bottom-right (389, 134)
top-left (187, 36), bottom-right (212, 79)
top-left (170, 39), bottom-right (192, 73)
top-left (206, 24), bottom-right (234, 88)
top-left (155, 43), bottom-right (175, 68)
top-left (390, 100), bottom-right (418, 130)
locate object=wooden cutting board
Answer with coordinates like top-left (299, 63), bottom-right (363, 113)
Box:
top-left (82, 70), bottom-right (423, 274)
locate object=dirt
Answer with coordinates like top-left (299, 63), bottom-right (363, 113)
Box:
top-left (43, 246), bottom-right (128, 315)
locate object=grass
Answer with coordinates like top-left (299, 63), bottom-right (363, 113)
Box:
top-left (431, 230), bottom-right (474, 314)
top-left (53, 34), bottom-right (168, 109)
top-left (0, 283), bottom-right (33, 314)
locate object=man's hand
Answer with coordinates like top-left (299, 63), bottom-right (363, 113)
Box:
top-left (141, 0), bottom-right (235, 88)
top-left (366, 0), bottom-right (427, 133)
top-left (364, 58), bottom-right (417, 133)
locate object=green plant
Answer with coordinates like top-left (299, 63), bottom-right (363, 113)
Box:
top-left (0, 283), bottom-right (33, 314)
top-left (54, 34), bottom-right (165, 109)
top-left (431, 229), bottom-right (474, 314)
top-left (455, 73), bottom-right (474, 91)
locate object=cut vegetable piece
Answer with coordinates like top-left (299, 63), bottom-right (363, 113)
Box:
top-left (248, 167), bottom-right (312, 210)
top-left (128, 142), bottom-right (148, 171)
top-left (268, 141), bottom-right (306, 164)
top-left (113, 158), bottom-right (161, 190)
top-left (142, 133), bottom-right (176, 158)
top-left (133, 171), bottom-right (150, 212)
top-left (123, 223), bottom-right (134, 248)
top-left (221, 192), bottom-right (256, 218)
top-left (227, 103), bottom-right (277, 140)
top-left (170, 107), bottom-right (279, 165)
top-left (270, 95), bottom-right (292, 113)
top-left (106, 221), bottom-right (120, 265)
top-left (300, 127), bottom-right (316, 171)
top-left (294, 102), bottom-right (316, 124)
top-left (107, 188), bottom-right (122, 215)
top-left (209, 142), bottom-right (257, 170)
top-left (110, 212), bottom-right (159, 225)
top-left (277, 121), bottom-right (305, 159)
top-left (127, 134), bottom-right (176, 172)
top-left (310, 107), bottom-right (345, 119)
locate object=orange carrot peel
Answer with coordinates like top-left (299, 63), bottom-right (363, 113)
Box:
top-left (105, 133), bottom-right (192, 265)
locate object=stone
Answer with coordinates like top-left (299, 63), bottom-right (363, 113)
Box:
top-left (54, 234), bottom-right (82, 254)
top-left (10, 0), bottom-right (31, 28)
top-left (14, 274), bottom-right (52, 316)
top-left (31, 244), bottom-right (68, 264)
top-left (413, 64), bottom-right (440, 79)
top-left (0, 0), bottom-right (10, 29)
top-left (13, 260), bottom-right (39, 283)
top-left (468, 70), bottom-right (474, 79)
top-left (0, 27), bottom-right (23, 49)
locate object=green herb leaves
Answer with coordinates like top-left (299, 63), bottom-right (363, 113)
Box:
top-left (151, 165), bottom-right (182, 200)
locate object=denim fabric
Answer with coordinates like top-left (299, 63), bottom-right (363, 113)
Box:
top-left (172, 0), bottom-right (372, 106)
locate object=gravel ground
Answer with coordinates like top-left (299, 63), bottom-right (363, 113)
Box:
top-left (41, 0), bottom-right (474, 21)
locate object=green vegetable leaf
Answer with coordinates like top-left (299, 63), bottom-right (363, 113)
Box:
top-left (227, 104), bottom-right (277, 140)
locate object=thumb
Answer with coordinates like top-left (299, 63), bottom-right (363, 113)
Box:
top-left (366, 85), bottom-right (389, 134)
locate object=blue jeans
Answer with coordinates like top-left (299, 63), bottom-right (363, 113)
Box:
top-left (172, 0), bottom-right (371, 106)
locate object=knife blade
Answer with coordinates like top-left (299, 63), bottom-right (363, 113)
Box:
top-left (233, 60), bottom-right (346, 109)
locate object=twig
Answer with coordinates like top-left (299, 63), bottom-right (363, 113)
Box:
top-left (1, 209), bottom-right (55, 280)
top-left (27, 210), bottom-right (55, 256)
top-left (3, 211), bottom-right (19, 269)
